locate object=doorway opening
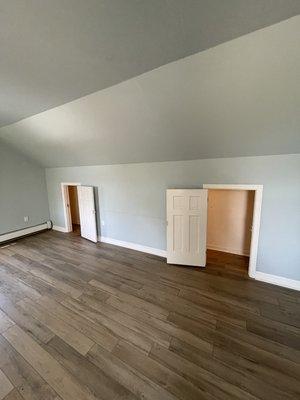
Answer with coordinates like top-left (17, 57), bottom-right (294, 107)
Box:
top-left (165, 185), bottom-right (262, 277)
top-left (203, 184), bottom-right (263, 278)
top-left (206, 189), bottom-right (254, 275)
top-left (68, 186), bottom-right (81, 234)
top-left (61, 182), bottom-right (81, 233)
top-left (61, 182), bottom-right (98, 243)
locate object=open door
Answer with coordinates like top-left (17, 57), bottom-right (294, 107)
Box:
top-left (77, 186), bottom-right (97, 243)
top-left (166, 189), bottom-right (207, 267)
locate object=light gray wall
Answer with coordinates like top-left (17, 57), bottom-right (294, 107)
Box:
top-left (0, 142), bottom-right (50, 235)
top-left (1, 16), bottom-right (300, 167)
top-left (46, 154), bottom-right (300, 281)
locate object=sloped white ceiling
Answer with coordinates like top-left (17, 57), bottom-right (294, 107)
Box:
top-left (0, 16), bottom-right (299, 167)
top-left (1, 0), bottom-right (300, 127)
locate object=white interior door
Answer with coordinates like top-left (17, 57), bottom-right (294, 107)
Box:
top-left (167, 189), bottom-right (208, 267)
top-left (77, 186), bottom-right (97, 243)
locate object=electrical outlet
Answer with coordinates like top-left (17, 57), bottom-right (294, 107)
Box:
top-left (24, 216), bottom-right (29, 222)
top-left (101, 220), bottom-right (105, 226)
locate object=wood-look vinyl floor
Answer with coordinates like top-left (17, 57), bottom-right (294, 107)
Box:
top-left (0, 230), bottom-right (299, 400)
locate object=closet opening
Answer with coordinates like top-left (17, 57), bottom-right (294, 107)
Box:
top-left (166, 185), bottom-right (262, 276)
top-left (204, 184), bottom-right (263, 277)
top-left (68, 185), bottom-right (81, 234)
top-left (61, 182), bottom-right (98, 243)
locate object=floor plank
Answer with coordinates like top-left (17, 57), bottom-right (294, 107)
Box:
top-left (2, 389), bottom-right (24, 400)
top-left (0, 369), bottom-right (13, 400)
top-left (0, 310), bottom-right (15, 334)
top-left (0, 230), bottom-right (299, 400)
top-left (44, 336), bottom-right (137, 400)
top-left (17, 298), bottom-right (94, 356)
top-left (0, 335), bottom-right (60, 400)
top-left (169, 337), bottom-right (295, 400)
top-left (87, 343), bottom-right (177, 400)
top-left (3, 325), bottom-right (96, 400)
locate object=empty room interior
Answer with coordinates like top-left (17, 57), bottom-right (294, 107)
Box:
top-left (0, 2), bottom-right (299, 400)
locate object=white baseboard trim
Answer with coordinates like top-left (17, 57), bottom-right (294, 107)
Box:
top-left (254, 271), bottom-right (300, 291)
top-left (0, 222), bottom-right (50, 244)
top-left (44, 229), bottom-right (300, 291)
top-left (99, 236), bottom-right (167, 258)
top-left (207, 244), bottom-right (250, 257)
top-left (52, 225), bottom-right (69, 233)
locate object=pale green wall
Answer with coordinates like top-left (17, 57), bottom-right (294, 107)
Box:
top-left (46, 153), bottom-right (300, 281)
top-left (0, 142), bottom-right (50, 235)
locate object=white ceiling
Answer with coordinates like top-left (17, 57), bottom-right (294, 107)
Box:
top-left (1, 0), bottom-right (300, 127)
top-left (1, 16), bottom-right (299, 167)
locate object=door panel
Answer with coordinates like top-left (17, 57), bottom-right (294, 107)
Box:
top-left (77, 186), bottom-right (97, 243)
top-left (167, 189), bottom-right (207, 267)
top-left (173, 215), bottom-right (184, 251)
top-left (189, 215), bottom-right (200, 252)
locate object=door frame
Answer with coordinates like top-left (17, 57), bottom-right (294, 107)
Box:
top-left (61, 182), bottom-right (81, 233)
top-left (203, 184), bottom-right (263, 278)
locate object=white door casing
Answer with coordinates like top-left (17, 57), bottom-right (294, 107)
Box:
top-left (166, 189), bottom-right (208, 267)
top-left (63, 185), bottom-right (72, 232)
top-left (203, 184), bottom-right (263, 278)
top-left (61, 182), bottom-right (81, 233)
top-left (77, 186), bottom-right (97, 243)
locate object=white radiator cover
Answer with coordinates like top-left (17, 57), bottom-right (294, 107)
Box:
top-left (0, 222), bottom-right (51, 244)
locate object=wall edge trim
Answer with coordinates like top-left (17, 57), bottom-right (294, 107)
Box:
top-left (207, 244), bottom-right (250, 257)
top-left (99, 236), bottom-right (167, 258)
top-left (52, 225), bottom-right (69, 233)
top-left (254, 271), bottom-right (300, 291)
top-left (50, 230), bottom-right (299, 291)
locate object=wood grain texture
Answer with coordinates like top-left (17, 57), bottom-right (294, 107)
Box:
top-left (0, 335), bottom-right (60, 400)
top-left (2, 389), bottom-right (24, 400)
top-left (0, 369), bottom-right (13, 399)
top-left (3, 326), bottom-right (96, 400)
top-left (0, 309), bottom-right (14, 334)
top-left (0, 230), bottom-right (299, 400)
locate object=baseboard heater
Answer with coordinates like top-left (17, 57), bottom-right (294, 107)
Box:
top-left (0, 221), bottom-right (52, 245)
